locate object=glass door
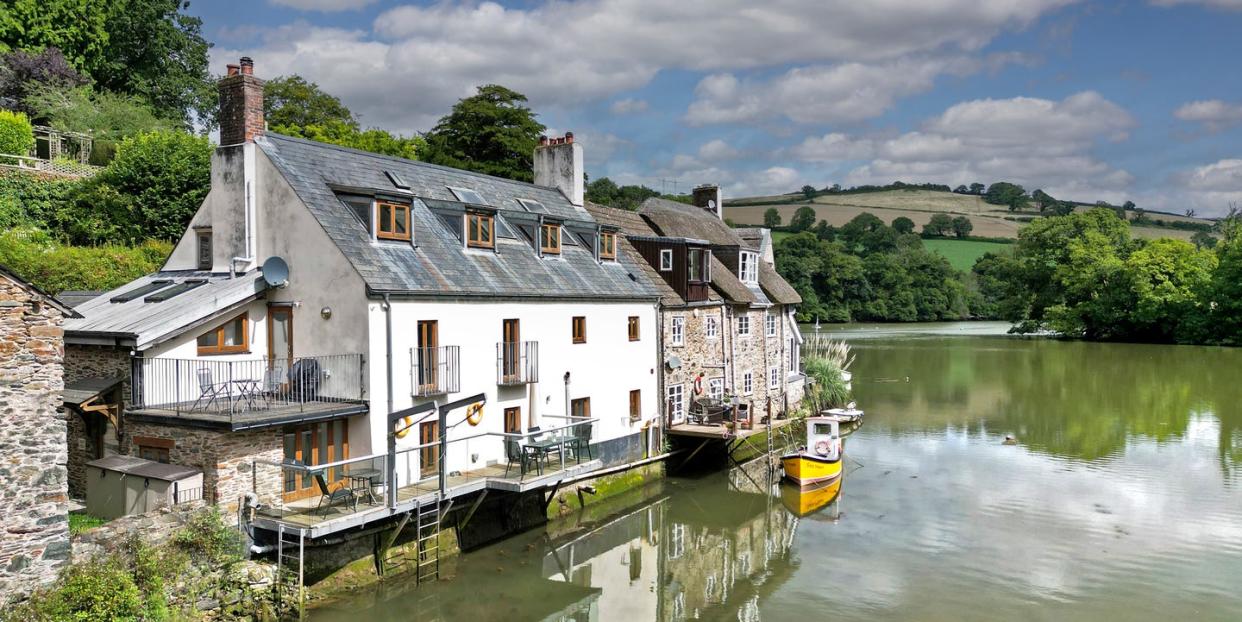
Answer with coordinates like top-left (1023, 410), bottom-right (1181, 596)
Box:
top-left (502, 319), bottom-right (520, 382)
top-left (419, 420), bottom-right (440, 478)
top-left (417, 320), bottom-right (438, 393)
top-left (282, 421), bottom-right (348, 502)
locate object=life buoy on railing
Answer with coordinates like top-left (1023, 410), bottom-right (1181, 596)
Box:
top-left (466, 402), bottom-right (484, 426)
top-left (693, 373), bottom-right (705, 395)
top-left (394, 416), bottom-right (415, 439)
top-left (814, 440), bottom-right (831, 457)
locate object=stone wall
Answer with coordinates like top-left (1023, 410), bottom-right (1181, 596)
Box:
top-left (662, 305), bottom-right (728, 418)
top-left (728, 305), bottom-right (798, 419)
top-left (0, 275), bottom-right (70, 604)
top-left (63, 345), bottom-right (130, 497)
top-left (122, 422), bottom-right (283, 514)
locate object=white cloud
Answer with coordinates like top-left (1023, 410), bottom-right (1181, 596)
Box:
top-left (609, 98), bottom-right (649, 115)
top-left (1174, 99), bottom-right (1242, 133)
top-left (697, 139), bottom-right (741, 162)
top-left (788, 92), bottom-right (1136, 201)
top-left (269, 0), bottom-right (376, 12)
top-left (1157, 159), bottom-right (1242, 216)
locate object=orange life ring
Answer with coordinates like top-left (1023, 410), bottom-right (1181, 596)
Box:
top-left (466, 402), bottom-right (484, 426)
top-left (394, 416), bottom-right (415, 439)
top-left (693, 374), bottom-right (704, 395)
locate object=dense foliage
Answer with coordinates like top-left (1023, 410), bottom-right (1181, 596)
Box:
top-left (0, 228), bottom-right (170, 292)
top-left (264, 74), bottom-right (424, 159)
top-left (422, 84), bottom-right (545, 182)
top-left (584, 177), bottom-right (692, 211)
top-left (0, 108), bottom-right (33, 158)
top-left (0, 170), bottom-right (77, 228)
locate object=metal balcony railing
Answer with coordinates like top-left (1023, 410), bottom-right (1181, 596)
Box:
top-left (411, 346), bottom-right (460, 397)
top-left (497, 340), bottom-right (539, 385)
top-left (130, 354), bottom-right (366, 422)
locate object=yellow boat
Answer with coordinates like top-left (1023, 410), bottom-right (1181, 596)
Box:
top-left (780, 477), bottom-right (842, 518)
top-left (781, 416), bottom-right (843, 486)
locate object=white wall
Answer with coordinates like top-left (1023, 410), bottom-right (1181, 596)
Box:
top-left (367, 298), bottom-right (660, 482)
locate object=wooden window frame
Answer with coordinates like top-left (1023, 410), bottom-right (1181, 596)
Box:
top-left (571, 397), bottom-right (591, 419)
top-left (629, 389), bottom-right (641, 422)
top-left (504, 407), bottom-right (522, 434)
top-left (600, 231), bottom-right (617, 260)
top-left (628, 316), bottom-right (640, 341)
top-left (376, 201), bottom-right (411, 241)
top-left (541, 223), bottom-right (562, 255)
top-left (197, 312), bottom-right (249, 356)
top-left (467, 212), bottom-right (495, 249)
top-left (572, 316), bottom-right (587, 344)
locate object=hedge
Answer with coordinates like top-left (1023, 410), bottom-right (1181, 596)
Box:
top-left (0, 228), bottom-right (169, 293)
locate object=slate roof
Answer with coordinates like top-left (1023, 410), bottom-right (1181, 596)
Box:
top-left (55, 290), bottom-right (106, 309)
top-left (0, 264), bottom-right (80, 317)
top-left (585, 203), bottom-right (691, 307)
top-left (636, 198), bottom-right (767, 306)
top-left (65, 270), bottom-right (268, 350)
top-left (735, 228), bottom-right (802, 305)
top-left (63, 375), bottom-right (124, 407)
top-left (257, 134), bottom-right (660, 301)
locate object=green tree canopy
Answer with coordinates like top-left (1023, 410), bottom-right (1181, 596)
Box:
top-left (264, 75), bottom-right (357, 130)
top-left (763, 207), bottom-right (781, 228)
top-left (274, 119), bottom-right (423, 161)
top-left (800, 185), bottom-right (817, 200)
top-left (585, 176), bottom-right (660, 211)
top-left (985, 182), bottom-right (1028, 211)
top-left (422, 84), bottom-right (545, 182)
top-left (951, 215), bottom-right (973, 238)
top-left (789, 205), bottom-right (816, 232)
top-left (26, 83), bottom-right (174, 142)
top-left (924, 213), bottom-right (953, 236)
top-left (892, 216), bottom-right (915, 234)
top-left (840, 212), bottom-right (899, 256)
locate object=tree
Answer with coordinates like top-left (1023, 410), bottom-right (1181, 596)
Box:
top-left (801, 185), bottom-right (817, 201)
top-left (264, 75), bottom-right (357, 130)
top-left (763, 207), bottom-right (781, 228)
top-left (954, 185), bottom-right (968, 194)
top-left (0, 48), bottom-right (87, 116)
top-left (584, 176), bottom-right (659, 211)
top-left (1191, 231), bottom-right (1217, 250)
top-left (1122, 200), bottom-right (1136, 211)
top-left (969, 183), bottom-right (985, 195)
top-left (891, 216), bottom-right (915, 235)
top-left (1125, 239), bottom-right (1216, 339)
top-left (789, 206), bottom-right (816, 232)
top-left (422, 85), bottom-right (546, 182)
top-left (985, 182), bottom-right (1027, 211)
top-left (1052, 201), bottom-right (1076, 216)
top-left (27, 84), bottom-right (173, 143)
top-left (923, 213), bottom-right (953, 236)
top-left (275, 119), bottom-right (423, 161)
top-left (951, 216), bottom-right (974, 238)
top-left (1031, 189), bottom-right (1056, 213)
top-left (1185, 209), bottom-right (1197, 218)
top-left (840, 212), bottom-right (898, 256)
top-left (812, 220), bottom-right (836, 241)
top-left (0, 110), bottom-right (34, 160)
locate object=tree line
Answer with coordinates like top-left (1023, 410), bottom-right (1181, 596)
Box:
top-left (765, 206), bottom-right (974, 239)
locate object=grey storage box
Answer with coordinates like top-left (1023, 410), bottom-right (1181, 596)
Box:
top-left (85, 455), bottom-right (203, 519)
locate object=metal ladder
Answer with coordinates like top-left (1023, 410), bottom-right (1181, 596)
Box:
top-left (415, 493), bottom-right (442, 585)
top-left (276, 524), bottom-right (306, 618)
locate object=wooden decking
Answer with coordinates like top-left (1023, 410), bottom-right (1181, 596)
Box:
top-left (127, 399), bottom-right (368, 431)
top-left (668, 416), bottom-right (795, 439)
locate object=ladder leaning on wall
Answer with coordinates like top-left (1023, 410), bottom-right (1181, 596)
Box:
top-left (276, 524), bottom-right (306, 618)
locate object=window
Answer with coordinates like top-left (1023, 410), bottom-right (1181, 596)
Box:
top-left (766, 313), bottom-right (777, 337)
top-left (134, 436), bottom-right (173, 464)
top-left (705, 315), bottom-right (719, 339)
top-left (628, 316), bottom-right (640, 341)
top-left (688, 248), bottom-right (710, 282)
top-left (769, 367), bottom-right (780, 389)
top-left (708, 377), bottom-right (724, 399)
top-left (517, 198), bottom-right (548, 213)
top-left (600, 231), bottom-right (617, 260)
top-left (739, 251), bottom-right (759, 284)
top-left (742, 371), bottom-right (754, 395)
top-left (449, 186), bottom-right (486, 205)
top-left (339, 195), bottom-right (372, 229)
top-left (671, 316), bottom-right (685, 346)
top-left (572, 316), bottom-right (586, 344)
top-left (376, 201), bottom-right (411, 241)
top-left (504, 407), bottom-right (522, 434)
top-left (659, 249), bottom-right (673, 271)
top-left (737, 315), bottom-right (751, 336)
top-left (541, 223), bottom-right (561, 255)
top-left (196, 230), bottom-right (212, 270)
top-left (571, 397), bottom-right (591, 419)
top-left (467, 212), bottom-right (495, 248)
top-left (385, 170), bottom-right (410, 190)
top-left (197, 312), bottom-right (248, 355)
top-left (629, 390), bottom-right (641, 422)
top-left (667, 384), bottom-right (684, 420)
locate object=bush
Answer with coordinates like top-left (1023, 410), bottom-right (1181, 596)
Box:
top-left (12, 558), bottom-right (145, 622)
top-left (0, 170), bottom-right (79, 229)
top-left (0, 109), bottom-right (35, 161)
top-left (172, 507), bottom-right (242, 564)
top-left (0, 227), bottom-right (169, 293)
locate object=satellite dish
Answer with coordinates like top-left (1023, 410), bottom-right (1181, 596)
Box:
top-left (261, 256), bottom-right (290, 288)
top-left (666, 355), bottom-right (682, 370)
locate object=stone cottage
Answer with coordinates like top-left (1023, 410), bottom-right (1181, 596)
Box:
top-left (0, 265), bottom-right (78, 604)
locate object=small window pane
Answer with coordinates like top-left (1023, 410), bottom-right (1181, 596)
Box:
top-left (223, 317), bottom-right (244, 346)
top-left (198, 331), bottom-right (218, 347)
top-left (394, 206), bottom-right (408, 235)
top-left (379, 203), bottom-right (392, 232)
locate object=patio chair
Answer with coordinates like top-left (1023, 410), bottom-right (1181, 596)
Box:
top-left (261, 365), bottom-right (287, 406)
top-left (314, 472), bottom-right (357, 516)
top-left (567, 421), bottom-right (594, 463)
top-left (189, 367), bottom-right (228, 412)
top-left (504, 438), bottom-right (541, 477)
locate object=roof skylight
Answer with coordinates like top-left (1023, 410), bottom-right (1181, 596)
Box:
top-left (144, 280), bottom-right (206, 303)
top-left (448, 187), bottom-right (486, 205)
top-left (110, 280), bottom-right (172, 303)
top-left (385, 170), bottom-right (410, 190)
top-left (517, 198), bottom-right (548, 213)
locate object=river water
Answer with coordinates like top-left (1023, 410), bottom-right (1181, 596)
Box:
top-left (310, 323), bottom-right (1242, 621)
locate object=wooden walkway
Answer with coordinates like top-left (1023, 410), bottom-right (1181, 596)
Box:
top-left (667, 416), bottom-right (795, 440)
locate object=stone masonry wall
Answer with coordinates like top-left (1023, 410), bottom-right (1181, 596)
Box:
top-left (727, 305), bottom-right (797, 420)
top-left (662, 305), bottom-right (728, 419)
top-left (0, 276), bottom-right (70, 604)
top-left (63, 345), bottom-right (130, 498)
top-left (122, 422), bottom-right (283, 514)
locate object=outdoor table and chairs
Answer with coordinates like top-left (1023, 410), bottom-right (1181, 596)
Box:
top-left (345, 466), bottom-right (382, 505)
top-left (190, 367), bottom-right (265, 412)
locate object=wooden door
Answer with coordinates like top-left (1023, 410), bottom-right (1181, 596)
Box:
top-left (268, 307), bottom-right (294, 363)
top-left (417, 320), bottom-right (439, 392)
top-left (419, 420), bottom-right (440, 477)
top-left (282, 421), bottom-right (348, 502)
top-left (502, 319), bottom-right (520, 381)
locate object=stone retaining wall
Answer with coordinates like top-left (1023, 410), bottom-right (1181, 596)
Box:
top-left (63, 344), bottom-right (129, 498)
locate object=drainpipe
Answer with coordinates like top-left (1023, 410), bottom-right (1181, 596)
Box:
top-left (655, 302), bottom-right (665, 429)
top-left (563, 371), bottom-right (571, 419)
top-left (383, 294), bottom-right (396, 509)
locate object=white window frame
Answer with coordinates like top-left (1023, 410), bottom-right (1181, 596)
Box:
top-left (769, 367), bottom-right (779, 389)
top-left (742, 371), bottom-right (754, 395)
top-left (737, 315), bottom-right (751, 337)
top-left (765, 313), bottom-right (777, 337)
top-left (668, 384), bottom-right (685, 421)
top-left (739, 251), bottom-right (759, 284)
top-left (660, 249), bottom-right (673, 271)
top-left (707, 377), bottom-right (724, 399)
top-left (670, 315), bottom-right (685, 346)
top-left (705, 315), bottom-right (719, 339)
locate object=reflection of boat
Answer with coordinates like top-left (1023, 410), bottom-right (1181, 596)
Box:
top-left (781, 416), bottom-right (842, 486)
top-left (780, 476), bottom-right (842, 518)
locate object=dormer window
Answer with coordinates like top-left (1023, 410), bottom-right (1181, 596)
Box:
top-left (376, 201), bottom-right (411, 241)
top-left (517, 198), bottom-right (548, 213)
top-left (541, 223), bottom-right (561, 255)
top-left (739, 251), bottom-right (759, 284)
top-left (449, 186), bottom-right (486, 205)
top-left (467, 212), bottom-right (495, 249)
top-left (688, 248), bottom-right (710, 282)
top-left (659, 249), bottom-right (673, 271)
top-left (600, 231), bottom-right (617, 260)
top-left (196, 229), bottom-right (212, 270)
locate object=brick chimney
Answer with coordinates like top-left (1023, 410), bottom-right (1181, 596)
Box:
top-left (218, 57), bottom-right (265, 146)
top-left (533, 133), bottom-right (584, 206)
top-left (692, 184), bottom-right (723, 219)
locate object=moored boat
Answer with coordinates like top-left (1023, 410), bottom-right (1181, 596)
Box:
top-left (781, 416), bottom-right (843, 486)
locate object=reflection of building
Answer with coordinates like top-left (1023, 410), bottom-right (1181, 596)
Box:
top-left (542, 467), bottom-right (799, 621)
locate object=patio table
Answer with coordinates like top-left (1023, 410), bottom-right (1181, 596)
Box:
top-left (346, 467), bottom-right (381, 504)
top-left (526, 437), bottom-right (566, 466)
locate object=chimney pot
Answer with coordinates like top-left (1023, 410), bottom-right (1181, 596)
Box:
top-left (240, 57), bottom-right (254, 75)
top-left (226, 64), bottom-right (240, 76)
top-left (218, 57), bottom-right (265, 145)
top-left (565, 132), bottom-right (574, 143)
top-left (538, 135), bottom-right (549, 146)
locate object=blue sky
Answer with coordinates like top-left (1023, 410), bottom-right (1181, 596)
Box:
top-left (190, 0), bottom-right (1242, 215)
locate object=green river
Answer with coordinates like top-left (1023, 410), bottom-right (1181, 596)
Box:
top-left (310, 322), bottom-right (1242, 621)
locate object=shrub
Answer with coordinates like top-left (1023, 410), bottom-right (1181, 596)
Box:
top-left (172, 507), bottom-right (242, 564)
top-left (0, 109), bottom-right (35, 161)
top-left (0, 170), bottom-right (79, 229)
top-left (15, 558), bottom-right (145, 622)
top-left (0, 227), bottom-right (169, 293)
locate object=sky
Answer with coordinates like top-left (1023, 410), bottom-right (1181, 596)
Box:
top-left (190, 0), bottom-right (1242, 216)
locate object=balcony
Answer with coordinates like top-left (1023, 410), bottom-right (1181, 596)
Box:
top-left (497, 340), bottom-right (539, 385)
top-left (411, 346), bottom-right (460, 397)
top-left (129, 354), bottom-right (367, 430)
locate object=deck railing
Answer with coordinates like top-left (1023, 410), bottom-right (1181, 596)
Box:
top-left (0, 154), bottom-right (100, 177)
top-left (130, 354), bottom-right (365, 420)
top-left (411, 346), bottom-right (460, 396)
top-left (497, 340), bottom-right (538, 385)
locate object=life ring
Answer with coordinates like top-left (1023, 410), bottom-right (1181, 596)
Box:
top-left (693, 374), bottom-right (704, 395)
top-left (465, 402), bottom-right (484, 426)
top-left (814, 440), bottom-right (831, 457)
top-left (394, 416), bottom-right (415, 439)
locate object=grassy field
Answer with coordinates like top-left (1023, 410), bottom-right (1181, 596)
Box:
top-left (923, 239), bottom-right (1011, 271)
